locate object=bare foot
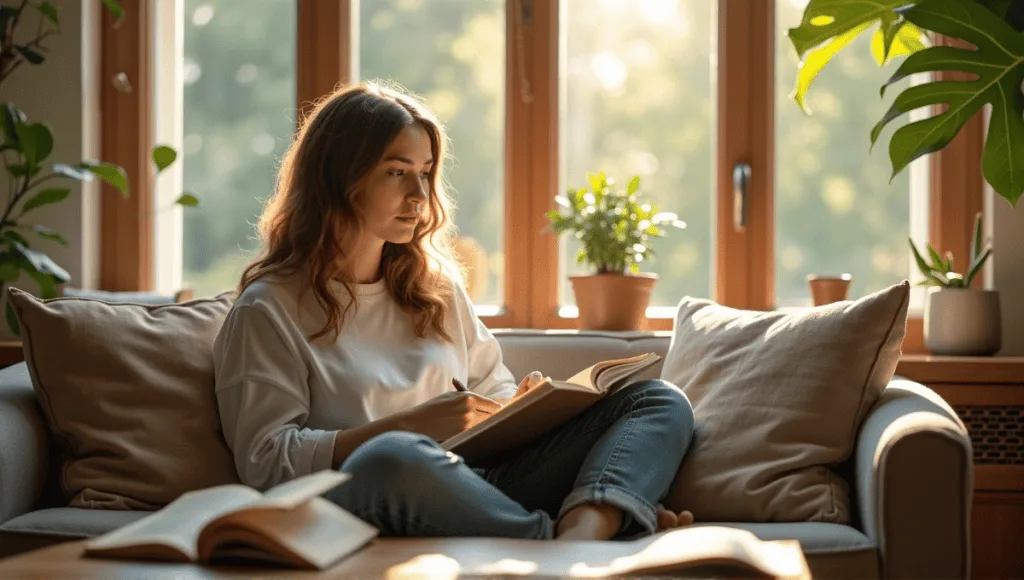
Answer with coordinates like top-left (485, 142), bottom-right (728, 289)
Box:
top-left (554, 503), bottom-right (623, 541)
top-left (656, 503), bottom-right (694, 531)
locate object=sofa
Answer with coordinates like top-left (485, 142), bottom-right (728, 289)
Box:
top-left (0, 327), bottom-right (973, 578)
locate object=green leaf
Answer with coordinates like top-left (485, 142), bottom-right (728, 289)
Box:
top-left (101, 0), bottom-right (123, 22)
top-left (626, 175), bottom-right (640, 195)
top-left (0, 261), bottom-right (19, 283)
top-left (793, 21), bottom-right (873, 113)
top-left (926, 243), bottom-right (947, 272)
top-left (12, 241), bottom-right (70, 282)
top-left (15, 45), bottom-right (44, 65)
top-left (21, 263), bottom-right (58, 298)
top-left (52, 163), bottom-right (93, 181)
top-left (37, 2), bottom-right (58, 24)
top-left (13, 122), bottom-right (53, 169)
top-left (8, 164), bottom-right (36, 178)
top-left (82, 162), bottom-right (129, 195)
top-left (152, 145), bottom-right (177, 172)
top-left (787, 0), bottom-right (913, 58)
top-left (909, 238), bottom-right (948, 286)
top-left (971, 211), bottom-right (983, 261)
top-left (977, 0), bottom-right (1013, 19)
top-left (174, 192), bottom-right (199, 207)
top-left (871, 0), bottom-right (1024, 206)
top-left (5, 301), bottom-right (20, 337)
top-left (21, 187), bottom-right (69, 213)
top-left (872, 18), bottom-right (926, 65)
top-left (30, 225), bottom-right (66, 246)
top-left (966, 246), bottom-right (992, 286)
top-left (2, 230), bottom-right (30, 248)
top-left (1, 104), bottom-right (24, 148)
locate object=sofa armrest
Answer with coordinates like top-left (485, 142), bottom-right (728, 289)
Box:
top-left (856, 378), bottom-right (973, 579)
top-left (0, 362), bottom-right (48, 525)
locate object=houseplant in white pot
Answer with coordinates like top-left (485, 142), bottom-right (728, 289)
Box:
top-left (546, 171), bottom-right (686, 331)
top-left (909, 212), bottom-right (1000, 355)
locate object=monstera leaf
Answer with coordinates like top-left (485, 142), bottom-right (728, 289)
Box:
top-left (787, 0), bottom-right (929, 112)
top-left (871, 0), bottom-right (1024, 206)
top-left (788, 0), bottom-right (1024, 206)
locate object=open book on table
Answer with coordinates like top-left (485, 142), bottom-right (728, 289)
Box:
top-left (442, 352), bottom-right (662, 463)
top-left (82, 470), bottom-right (378, 570)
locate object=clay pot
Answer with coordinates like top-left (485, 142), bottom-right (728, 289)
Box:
top-left (924, 288), bottom-right (1002, 356)
top-left (807, 274), bottom-right (852, 306)
top-left (570, 273), bottom-right (657, 331)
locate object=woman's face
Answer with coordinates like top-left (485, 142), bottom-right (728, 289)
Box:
top-left (359, 122), bottom-right (433, 247)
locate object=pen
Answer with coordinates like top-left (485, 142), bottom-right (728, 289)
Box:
top-left (452, 377), bottom-right (468, 392)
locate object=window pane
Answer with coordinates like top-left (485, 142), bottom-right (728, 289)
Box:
top-left (179, 1), bottom-right (296, 296)
top-left (359, 0), bottom-right (506, 308)
top-left (775, 0), bottom-right (929, 308)
top-left (560, 0), bottom-right (716, 308)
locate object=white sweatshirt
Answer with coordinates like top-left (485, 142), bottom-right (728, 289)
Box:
top-left (212, 271), bottom-right (519, 490)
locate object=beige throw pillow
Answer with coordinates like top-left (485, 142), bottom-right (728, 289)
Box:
top-left (660, 281), bottom-right (910, 523)
top-left (9, 287), bottom-right (241, 510)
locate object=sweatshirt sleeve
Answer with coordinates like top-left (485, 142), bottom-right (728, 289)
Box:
top-left (213, 304), bottom-right (338, 491)
top-left (450, 280), bottom-right (519, 401)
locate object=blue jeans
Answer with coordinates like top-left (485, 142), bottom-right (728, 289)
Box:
top-left (324, 379), bottom-right (694, 540)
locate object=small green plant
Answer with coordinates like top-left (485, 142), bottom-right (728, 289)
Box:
top-left (909, 212), bottom-right (992, 288)
top-left (546, 171), bottom-right (686, 275)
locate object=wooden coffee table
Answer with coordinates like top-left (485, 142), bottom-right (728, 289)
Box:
top-left (0, 534), bottom-right (810, 578)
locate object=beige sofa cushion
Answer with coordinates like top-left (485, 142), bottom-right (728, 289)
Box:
top-left (8, 287), bottom-right (241, 510)
top-left (660, 282), bottom-right (910, 524)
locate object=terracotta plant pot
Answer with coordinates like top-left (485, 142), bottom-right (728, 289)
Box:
top-left (570, 273), bottom-right (657, 331)
top-left (807, 273), bottom-right (852, 306)
top-left (924, 287), bottom-right (1002, 356)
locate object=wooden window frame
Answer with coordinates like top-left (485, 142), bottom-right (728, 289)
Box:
top-left (99, 0), bottom-right (153, 291)
top-left (100, 0), bottom-right (985, 351)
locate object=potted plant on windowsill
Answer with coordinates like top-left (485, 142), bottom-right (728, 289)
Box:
top-left (546, 171), bottom-right (686, 331)
top-left (910, 212), bottom-right (1000, 355)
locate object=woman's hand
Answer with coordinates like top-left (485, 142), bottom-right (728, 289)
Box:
top-left (398, 391), bottom-right (502, 442)
top-left (514, 371), bottom-right (547, 399)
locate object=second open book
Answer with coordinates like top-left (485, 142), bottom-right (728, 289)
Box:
top-left (442, 352), bottom-right (663, 462)
top-left (83, 470), bottom-right (378, 570)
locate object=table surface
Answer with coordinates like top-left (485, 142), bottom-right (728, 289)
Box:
top-left (0, 535), bottom-right (810, 579)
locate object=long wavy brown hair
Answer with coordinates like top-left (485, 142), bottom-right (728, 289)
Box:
top-left (238, 82), bottom-right (458, 342)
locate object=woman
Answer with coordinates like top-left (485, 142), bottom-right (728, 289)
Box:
top-left (213, 82), bottom-right (696, 541)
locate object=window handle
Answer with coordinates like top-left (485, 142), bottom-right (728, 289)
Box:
top-left (733, 162), bottom-right (751, 231)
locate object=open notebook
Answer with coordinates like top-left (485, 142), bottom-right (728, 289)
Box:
top-left (83, 470), bottom-right (378, 570)
top-left (442, 352), bottom-right (662, 462)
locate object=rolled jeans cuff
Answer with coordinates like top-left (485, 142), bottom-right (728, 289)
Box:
top-left (557, 483), bottom-right (658, 538)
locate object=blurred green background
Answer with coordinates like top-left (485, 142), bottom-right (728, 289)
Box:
top-left (178, 0), bottom-right (921, 309)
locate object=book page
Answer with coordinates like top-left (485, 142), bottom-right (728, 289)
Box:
top-left (84, 484), bottom-right (263, 562)
top-left (592, 353), bottom-right (662, 393)
top-left (251, 470), bottom-right (351, 511)
top-left (203, 496), bottom-right (379, 570)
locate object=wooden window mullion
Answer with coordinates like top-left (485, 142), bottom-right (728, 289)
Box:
top-left (715, 0), bottom-right (774, 311)
top-left (296, 0), bottom-right (353, 122)
top-left (99, 0), bottom-right (153, 291)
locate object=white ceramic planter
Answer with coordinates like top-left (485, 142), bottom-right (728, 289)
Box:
top-left (924, 288), bottom-right (1002, 356)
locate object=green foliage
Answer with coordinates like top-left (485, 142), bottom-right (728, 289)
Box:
top-left (788, 0), bottom-right (1024, 207)
top-left (546, 172), bottom-right (686, 275)
top-left (909, 212), bottom-right (992, 288)
top-left (0, 0), bottom-right (189, 335)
